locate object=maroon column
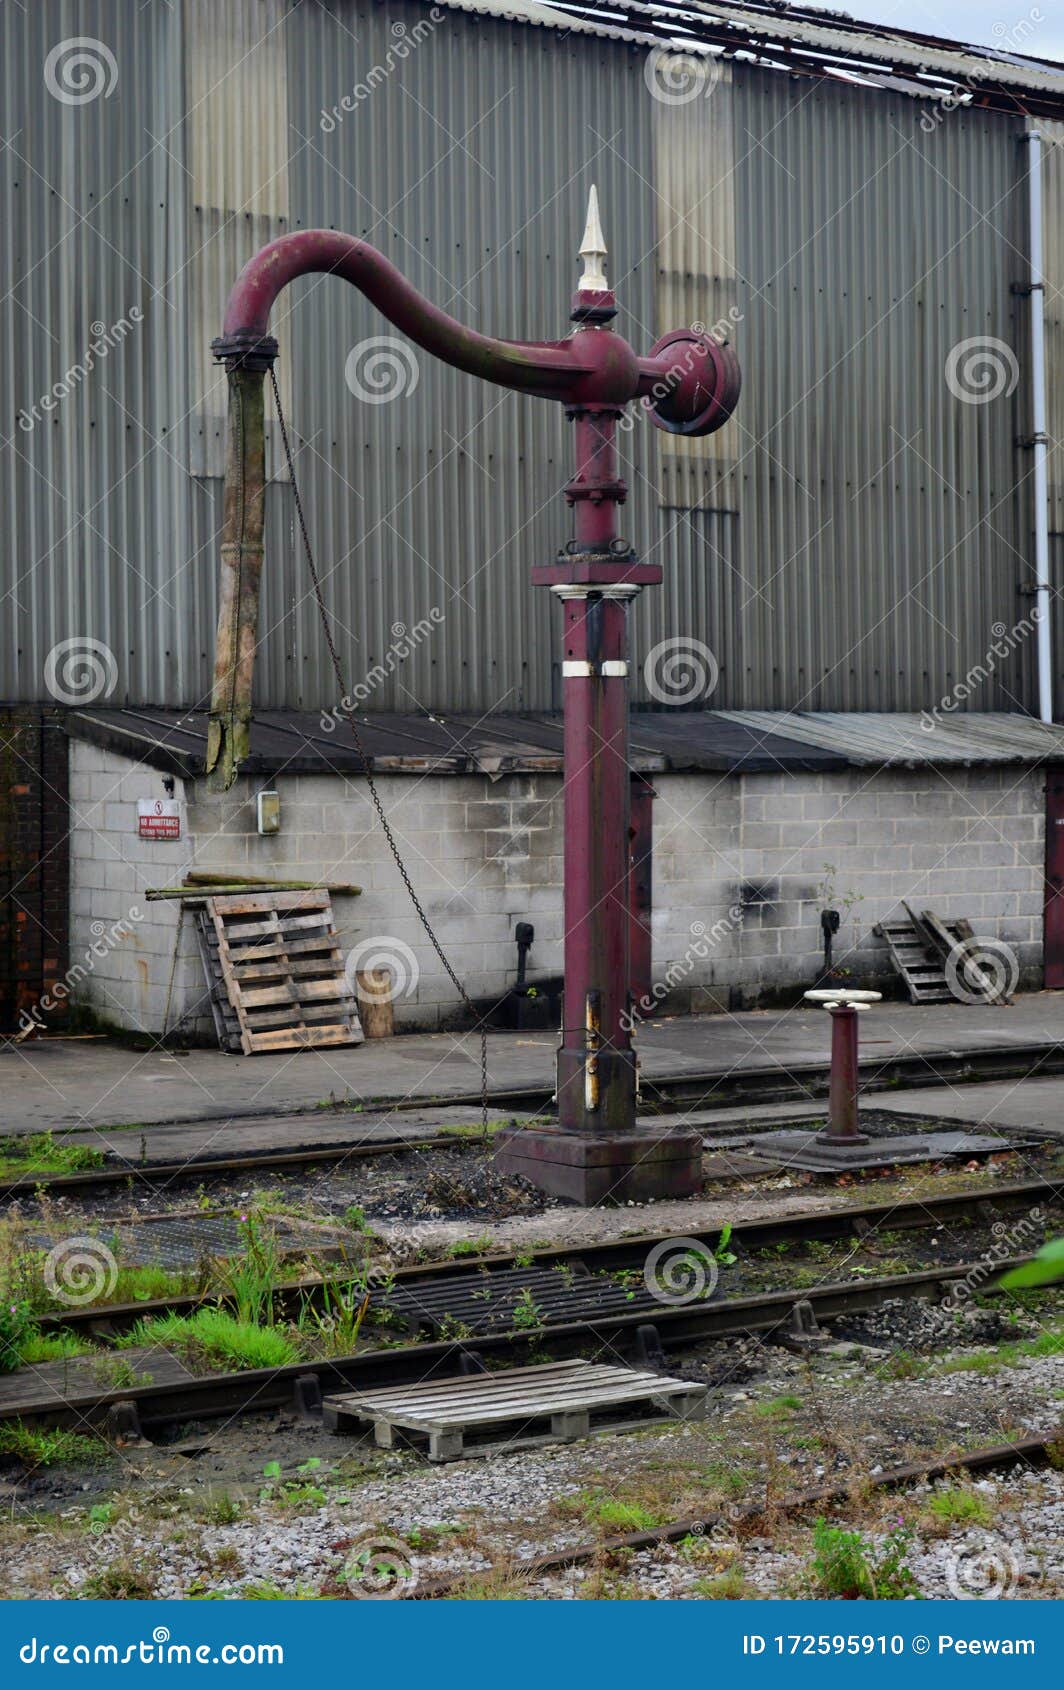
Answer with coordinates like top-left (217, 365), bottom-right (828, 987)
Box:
top-left (804, 989), bottom-right (880, 1145)
top-left (495, 275), bottom-right (703, 1203)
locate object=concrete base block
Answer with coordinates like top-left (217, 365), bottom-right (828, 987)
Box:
top-left (494, 1124), bottom-right (703, 1206)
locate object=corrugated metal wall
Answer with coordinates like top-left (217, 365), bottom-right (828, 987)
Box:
top-left (1, 0), bottom-right (1047, 716)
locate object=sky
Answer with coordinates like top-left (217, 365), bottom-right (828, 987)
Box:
top-left (866, 0), bottom-right (1064, 63)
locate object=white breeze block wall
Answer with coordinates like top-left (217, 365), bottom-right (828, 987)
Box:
top-left (67, 740), bottom-right (1046, 1035)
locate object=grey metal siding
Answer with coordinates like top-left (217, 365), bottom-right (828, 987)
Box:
top-left (0, 0), bottom-right (1049, 719)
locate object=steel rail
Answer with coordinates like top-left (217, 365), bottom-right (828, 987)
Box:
top-left (0, 1132), bottom-right (466, 1204)
top-left (411, 1427), bottom-right (1064, 1599)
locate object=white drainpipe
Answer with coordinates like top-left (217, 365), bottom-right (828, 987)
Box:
top-left (1026, 129), bottom-right (1053, 723)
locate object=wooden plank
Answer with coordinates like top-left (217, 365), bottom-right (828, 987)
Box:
top-left (209, 891), bottom-right (332, 916)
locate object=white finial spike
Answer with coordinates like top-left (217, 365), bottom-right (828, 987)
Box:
top-left (578, 184), bottom-right (609, 293)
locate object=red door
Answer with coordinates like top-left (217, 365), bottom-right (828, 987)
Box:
top-left (1044, 767), bottom-right (1064, 987)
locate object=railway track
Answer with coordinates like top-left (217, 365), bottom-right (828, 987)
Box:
top-left (28, 1171), bottom-right (1063, 1345)
top-left (4, 1244), bottom-right (1047, 1435)
top-left (0, 1132), bottom-right (465, 1204)
top-left (411, 1427), bottom-right (1064, 1599)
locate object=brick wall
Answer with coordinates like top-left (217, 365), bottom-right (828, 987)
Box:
top-left (0, 710), bottom-right (70, 1031)
top-left (66, 738), bottom-right (1047, 1036)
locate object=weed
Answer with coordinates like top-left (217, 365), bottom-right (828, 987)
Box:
top-left (511, 1286), bottom-right (544, 1332)
top-left (556, 1489), bottom-right (666, 1532)
top-left (17, 1329), bottom-right (94, 1364)
top-left (877, 1351), bottom-right (926, 1381)
top-left (449, 1236), bottom-right (492, 1259)
top-left (0, 1423), bottom-right (106, 1468)
top-left (437, 1313), bottom-right (474, 1341)
top-left (924, 1485), bottom-right (993, 1529)
top-left (214, 1213), bottom-right (282, 1327)
top-left (297, 1255), bottom-right (373, 1357)
top-left (0, 1132), bottom-right (105, 1179)
top-left (117, 1308), bottom-right (296, 1371)
top-left (344, 1206), bottom-right (369, 1234)
top-left (200, 1492), bottom-right (243, 1525)
top-left (754, 1394), bottom-right (803, 1420)
top-left (0, 1301), bottom-right (38, 1372)
top-left (809, 1518), bottom-right (918, 1600)
top-left (82, 1561), bottom-right (157, 1600)
top-left (693, 1569), bottom-right (758, 1599)
top-left (91, 1355), bottom-right (154, 1391)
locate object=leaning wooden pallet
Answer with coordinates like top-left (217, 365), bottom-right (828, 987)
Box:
top-left (201, 891), bottom-right (363, 1054)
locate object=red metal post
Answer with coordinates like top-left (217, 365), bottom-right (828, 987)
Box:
top-left (629, 776), bottom-right (655, 1012)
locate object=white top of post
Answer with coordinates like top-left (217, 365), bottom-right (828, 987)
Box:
top-left (578, 184), bottom-right (609, 293)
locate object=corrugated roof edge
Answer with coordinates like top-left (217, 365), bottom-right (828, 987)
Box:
top-left (428, 0), bottom-right (1064, 107)
top-left (717, 710), bottom-right (1064, 766)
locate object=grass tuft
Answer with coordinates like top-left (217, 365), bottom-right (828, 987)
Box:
top-left (117, 1307), bottom-right (296, 1371)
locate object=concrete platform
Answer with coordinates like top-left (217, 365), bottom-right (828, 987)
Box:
top-left (745, 1127), bottom-right (1025, 1173)
top-left (4, 993), bottom-right (1064, 1137)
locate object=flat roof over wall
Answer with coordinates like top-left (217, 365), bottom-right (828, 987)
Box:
top-left (65, 709), bottom-right (1064, 779)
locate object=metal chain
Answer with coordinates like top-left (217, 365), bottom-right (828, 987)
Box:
top-left (268, 368), bottom-right (489, 1131)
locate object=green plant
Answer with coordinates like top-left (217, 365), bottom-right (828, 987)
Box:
top-left (17, 1328), bottom-right (94, 1363)
top-left (344, 1206), bottom-right (369, 1234)
top-left (91, 1355), bottom-right (154, 1391)
top-left (0, 1422), bottom-right (105, 1468)
top-left (1001, 1238), bottom-right (1064, 1290)
top-left (692, 1569), bottom-right (757, 1599)
top-left (201, 1491), bottom-right (243, 1525)
top-left (809, 1518), bottom-right (918, 1600)
top-left (215, 1213), bottom-right (282, 1326)
top-left (713, 1223), bottom-right (738, 1267)
top-left (754, 1393), bottom-right (803, 1420)
top-left (511, 1286), bottom-right (544, 1332)
top-left (0, 1300), bottom-right (37, 1372)
top-left (117, 1307), bottom-right (296, 1372)
top-left (449, 1235), bottom-right (492, 1258)
top-left (0, 1132), bottom-right (105, 1179)
top-left (81, 1561), bottom-right (156, 1600)
top-left (925, 1485), bottom-right (992, 1527)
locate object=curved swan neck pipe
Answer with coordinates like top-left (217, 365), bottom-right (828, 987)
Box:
top-left (213, 230), bottom-right (740, 420)
top-left (218, 230), bottom-right (596, 402)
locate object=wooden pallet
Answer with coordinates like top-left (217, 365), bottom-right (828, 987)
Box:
top-left (875, 905), bottom-right (980, 1004)
top-left (196, 892), bottom-right (363, 1054)
top-left (323, 1359), bottom-right (709, 1461)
